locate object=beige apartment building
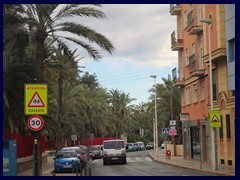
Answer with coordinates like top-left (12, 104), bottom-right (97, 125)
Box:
top-left (170, 4), bottom-right (235, 168)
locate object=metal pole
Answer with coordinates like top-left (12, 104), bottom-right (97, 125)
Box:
top-left (34, 138), bottom-right (38, 176)
top-left (154, 77), bottom-right (158, 156)
top-left (208, 23), bottom-right (218, 171)
top-left (153, 118), bottom-right (156, 151)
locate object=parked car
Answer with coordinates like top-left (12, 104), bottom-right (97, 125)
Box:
top-left (136, 141), bottom-right (146, 150)
top-left (54, 149), bottom-right (81, 173)
top-left (89, 145), bottom-right (102, 159)
top-left (161, 141), bottom-right (172, 149)
top-left (146, 142), bottom-right (154, 150)
top-left (62, 146), bottom-right (86, 168)
top-left (126, 143), bottom-right (136, 152)
top-left (79, 145), bottom-right (89, 162)
top-left (133, 143), bottom-right (141, 151)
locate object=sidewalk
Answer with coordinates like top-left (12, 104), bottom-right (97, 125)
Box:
top-left (149, 149), bottom-right (235, 176)
top-left (18, 155), bottom-right (54, 176)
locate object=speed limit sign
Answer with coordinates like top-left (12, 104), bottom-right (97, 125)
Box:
top-left (27, 115), bottom-right (44, 131)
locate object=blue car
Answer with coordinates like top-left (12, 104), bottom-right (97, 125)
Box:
top-left (54, 149), bottom-right (81, 173)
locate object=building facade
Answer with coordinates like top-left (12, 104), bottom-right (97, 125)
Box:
top-left (170, 4), bottom-right (235, 168)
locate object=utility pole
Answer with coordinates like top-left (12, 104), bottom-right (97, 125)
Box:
top-left (150, 75), bottom-right (158, 156)
top-left (170, 89), bottom-right (176, 156)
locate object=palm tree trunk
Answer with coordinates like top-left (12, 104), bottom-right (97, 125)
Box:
top-left (33, 36), bottom-right (46, 176)
top-left (57, 75), bottom-right (65, 149)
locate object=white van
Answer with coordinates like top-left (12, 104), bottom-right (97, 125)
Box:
top-left (103, 139), bottom-right (127, 165)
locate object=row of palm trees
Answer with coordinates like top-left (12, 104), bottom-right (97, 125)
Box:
top-left (3, 4), bottom-right (182, 173)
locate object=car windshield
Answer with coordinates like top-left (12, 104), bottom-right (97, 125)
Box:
top-left (56, 151), bottom-right (77, 159)
top-left (148, 142), bottom-right (154, 145)
top-left (62, 147), bottom-right (82, 154)
top-left (89, 146), bottom-right (100, 151)
top-left (104, 141), bottom-right (124, 149)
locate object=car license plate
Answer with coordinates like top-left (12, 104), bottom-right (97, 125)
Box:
top-left (64, 164), bottom-right (72, 168)
top-left (111, 157), bottom-right (118, 160)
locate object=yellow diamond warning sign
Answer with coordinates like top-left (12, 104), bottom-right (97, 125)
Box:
top-left (25, 84), bottom-right (48, 115)
top-left (209, 110), bottom-right (221, 128)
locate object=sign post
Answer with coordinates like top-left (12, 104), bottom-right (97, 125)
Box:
top-left (25, 84), bottom-right (47, 176)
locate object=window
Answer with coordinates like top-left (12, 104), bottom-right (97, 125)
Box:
top-left (186, 86), bottom-right (191, 105)
top-left (226, 114), bottom-right (231, 139)
top-left (181, 89), bottom-right (185, 106)
top-left (198, 37), bottom-right (204, 69)
top-left (193, 84), bottom-right (198, 103)
top-left (190, 4), bottom-right (193, 10)
top-left (212, 68), bottom-right (217, 100)
top-left (200, 80), bottom-right (205, 100)
top-left (179, 52), bottom-right (184, 80)
top-left (186, 48), bottom-right (189, 65)
top-left (192, 43), bottom-right (195, 55)
top-left (184, 10), bottom-right (187, 27)
top-left (219, 115), bottom-right (223, 139)
top-left (228, 38), bottom-right (235, 61)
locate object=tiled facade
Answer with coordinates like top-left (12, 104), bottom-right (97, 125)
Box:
top-left (170, 4), bottom-right (235, 168)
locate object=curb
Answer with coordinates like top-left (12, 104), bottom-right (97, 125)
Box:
top-left (149, 153), bottom-right (234, 176)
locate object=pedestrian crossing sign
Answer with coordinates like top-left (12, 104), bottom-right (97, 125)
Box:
top-left (162, 128), bottom-right (170, 136)
top-left (209, 110), bottom-right (221, 128)
top-left (25, 84), bottom-right (48, 115)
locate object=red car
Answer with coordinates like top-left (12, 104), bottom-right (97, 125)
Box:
top-left (62, 146), bottom-right (86, 168)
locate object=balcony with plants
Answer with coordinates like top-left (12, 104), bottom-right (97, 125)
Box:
top-left (171, 30), bottom-right (183, 51)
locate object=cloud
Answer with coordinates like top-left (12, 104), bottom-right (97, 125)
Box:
top-left (78, 4), bottom-right (178, 68)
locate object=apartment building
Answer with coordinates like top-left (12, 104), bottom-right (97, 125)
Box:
top-left (170, 4), bottom-right (235, 168)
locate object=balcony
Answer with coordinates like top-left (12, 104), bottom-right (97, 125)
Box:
top-left (189, 53), bottom-right (205, 77)
top-left (170, 4), bottom-right (182, 15)
top-left (173, 78), bottom-right (185, 88)
top-left (171, 31), bottom-right (183, 51)
top-left (186, 9), bottom-right (203, 35)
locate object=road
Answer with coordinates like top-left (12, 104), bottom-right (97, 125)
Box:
top-left (88, 150), bottom-right (220, 176)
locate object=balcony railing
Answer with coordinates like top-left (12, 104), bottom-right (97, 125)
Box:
top-left (189, 53), bottom-right (205, 77)
top-left (171, 30), bottom-right (183, 51)
top-left (170, 4), bottom-right (182, 15)
top-left (186, 9), bottom-right (203, 35)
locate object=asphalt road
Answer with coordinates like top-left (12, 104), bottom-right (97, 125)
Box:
top-left (88, 150), bottom-right (220, 176)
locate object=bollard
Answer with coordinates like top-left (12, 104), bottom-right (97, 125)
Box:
top-left (72, 160), bottom-right (75, 174)
top-left (80, 167), bottom-right (83, 176)
top-left (76, 161), bottom-right (78, 176)
top-left (84, 165), bottom-right (87, 176)
top-left (88, 167), bottom-right (92, 176)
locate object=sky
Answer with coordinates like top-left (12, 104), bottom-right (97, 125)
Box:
top-left (76, 4), bottom-right (178, 105)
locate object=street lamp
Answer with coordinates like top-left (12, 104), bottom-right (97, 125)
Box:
top-left (150, 75), bottom-right (158, 156)
top-left (200, 18), bottom-right (218, 171)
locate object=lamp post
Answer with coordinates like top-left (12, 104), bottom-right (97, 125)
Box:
top-left (150, 75), bottom-right (158, 155)
top-left (200, 18), bottom-right (218, 171)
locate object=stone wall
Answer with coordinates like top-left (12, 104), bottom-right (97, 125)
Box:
top-left (17, 152), bottom-right (48, 173)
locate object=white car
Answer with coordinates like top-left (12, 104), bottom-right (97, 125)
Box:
top-left (161, 141), bottom-right (172, 149)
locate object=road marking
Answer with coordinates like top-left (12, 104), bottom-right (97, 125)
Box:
top-left (90, 157), bottom-right (153, 164)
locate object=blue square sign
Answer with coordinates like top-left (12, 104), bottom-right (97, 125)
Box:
top-left (162, 128), bottom-right (170, 136)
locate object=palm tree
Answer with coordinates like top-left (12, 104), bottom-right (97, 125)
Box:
top-left (16, 4), bottom-right (114, 83)
top-left (3, 5), bottom-right (37, 135)
top-left (4, 4), bottom-right (114, 175)
top-left (108, 89), bottom-right (136, 138)
top-left (44, 46), bottom-right (81, 149)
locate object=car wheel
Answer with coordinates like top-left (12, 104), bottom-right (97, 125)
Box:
top-left (103, 160), bottom-right (107, 165)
